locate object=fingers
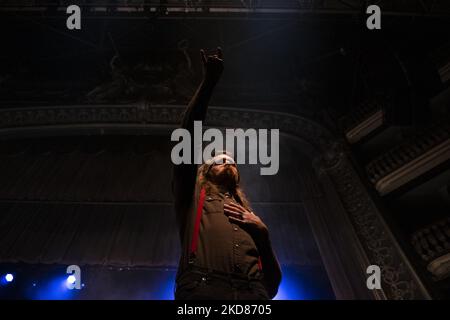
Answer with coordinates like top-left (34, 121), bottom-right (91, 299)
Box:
top-left (225, 202), bottom-right (246, 213)
top-left (201, 47), bottom-right (223, 65)
top-left (224, 202), bottom-right (239, 209)
top-left (228, 216), bottom-right (246, 225)
top-left (223, 207), bottom-right (243, 219)
top-left (224, 202), bottom-right (243, 210)
top-left (224, 204), bottom-right (245, 215)
top-left (200, 49), bottom-right (207, 65)
top-left (217, 47), bottom-right (223, 60)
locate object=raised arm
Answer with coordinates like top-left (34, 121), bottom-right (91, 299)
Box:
top-left (180, 48), bottom-right (223, 132)
top-left (172, 48), bottom-right (224, 215)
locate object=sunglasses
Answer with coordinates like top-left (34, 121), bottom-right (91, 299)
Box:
top-left (205, 156), bottom-right (236, 175)
top-left (213, 157), bottom-right (236, 165)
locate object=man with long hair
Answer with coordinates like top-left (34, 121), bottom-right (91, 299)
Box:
top-left (172, 47), bottom-right (282, 300)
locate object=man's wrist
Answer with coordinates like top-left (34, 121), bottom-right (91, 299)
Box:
top-left (203, 75), bottom-right (221, 86)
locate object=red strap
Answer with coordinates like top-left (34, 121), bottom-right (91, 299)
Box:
top-left (257, 256), bottom-right (263, 271)
top-left (190, 187), bottom-right (206, 256)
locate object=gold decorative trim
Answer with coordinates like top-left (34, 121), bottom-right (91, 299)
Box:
top-left (345, 109), bottom-right (384, 144)
top-left (427, 253), bottom-right (450, 280)
top-left (375, 139), bottom-right (450, 195)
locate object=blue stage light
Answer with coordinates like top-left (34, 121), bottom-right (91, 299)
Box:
top-left (273, 266), bottom-right (306, 300)
top-left (5, 274), bottom-right (14, 283)
top-left (30, 275), bottom-right (78, 300)
top-left (67, 275), bottom-right (76, 284)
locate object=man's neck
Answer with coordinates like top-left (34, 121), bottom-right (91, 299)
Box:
top-left (213, 183), bottom-right (234, 195)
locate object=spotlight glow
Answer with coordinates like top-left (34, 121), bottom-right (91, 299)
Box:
top-left (67, 275), bottom-right (76, 284)
top-left (5, 274), bottom-right (14, 282)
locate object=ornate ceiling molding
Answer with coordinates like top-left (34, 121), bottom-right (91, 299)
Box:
top-left (0, 104), bottom-right (337, 152)
top-left (316, 147), bottom-right (432, 299)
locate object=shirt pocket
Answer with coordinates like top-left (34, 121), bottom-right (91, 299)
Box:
top-left (203, 195), bottom-right (223, 214)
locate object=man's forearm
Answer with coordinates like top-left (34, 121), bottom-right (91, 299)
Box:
top-left (181, 79), bottom-right (218, 131)
top-left (173, 79), bottom-right (218, 207)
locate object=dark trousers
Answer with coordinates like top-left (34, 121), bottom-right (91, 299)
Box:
top-left (174, 267), bottom-right (270, 300)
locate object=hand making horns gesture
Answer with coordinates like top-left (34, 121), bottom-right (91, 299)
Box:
top-left (200, 47), bottom-right (224, 84)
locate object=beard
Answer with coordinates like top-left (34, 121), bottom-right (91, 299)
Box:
top-left (210, 166), bottom-right (238, 189)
